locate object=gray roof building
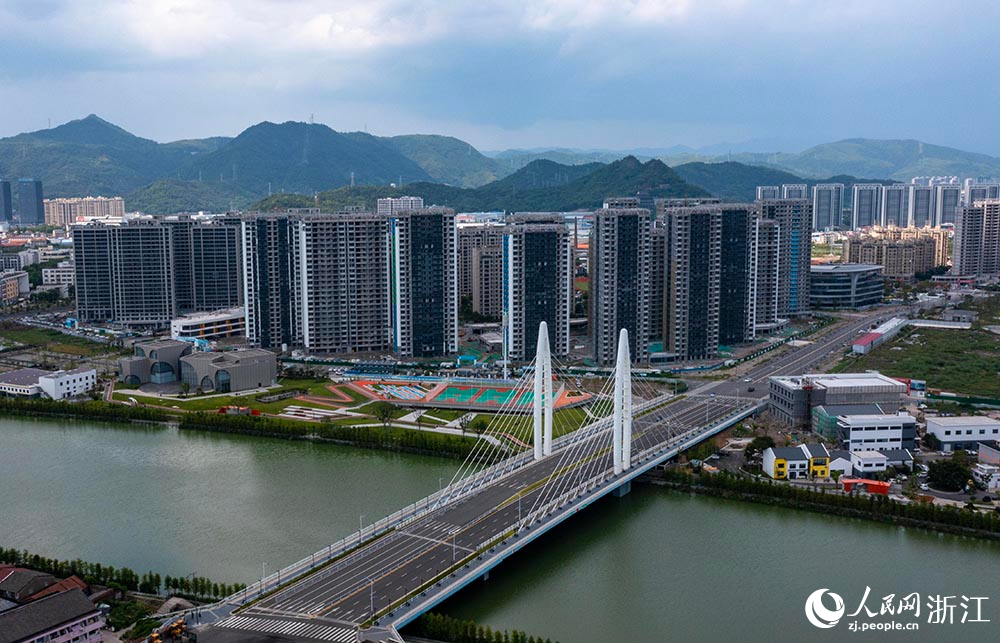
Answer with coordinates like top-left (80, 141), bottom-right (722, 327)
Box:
top-left (0, 589), bottom-right (103, 643)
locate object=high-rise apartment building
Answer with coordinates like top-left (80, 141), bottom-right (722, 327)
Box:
top-left (377, 196), bottom-right (424, 216)
top-left (783, 184), bottom-right (808, 200)
top-left (72, 219), bottom-right (175, 327)
top-left (881, 184), bottom-right (910, 227)
top-left (954, 200), bottom-right (1000, 279)
top-left (0, 180), bottom-right (12, 221)
top-left (190, 217), bottom-right (243, 312)
top-left (17, 179), bottom-right (44, 225)
top-left (756, 186), bottom-right (780, 200)
top-left (457, 223), bottom-right (503, 311)
top-left (908, 185), bottom-right (935, 228)
top-left (590, 207), bottom-right (651, 365)
top-left (503, 214), bottom-right (572, 361)
top-left (241, 214), bottom-right (300, 350)
top-left (753, 218), bottom-right (783, 333)
top-left (851, 184), bottom-right (882, 229)
top-left (758, 199), bottom-right (812, 317)
top-left (662, 205), bottom-right (721, 360)
top-left (934, 184), bottom-right (961, 226)
top-left (293, 213), bottom-right (393, 355)
top-left (718, 204), bottom-right (757, 345)
top-left (44, 196), bottom-right (126, 226)
top-left (389, 207), bottom-right (458, 357)
top-left (965, 183), bottom-right (1000, 206)
top-left (649, 224), bottom-right (669, 350)
top-left (812, 184), bottom-right (844, 231)
top-left (471, 246), bottom-right (503, 319)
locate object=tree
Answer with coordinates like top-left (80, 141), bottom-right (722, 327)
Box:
top-left (922, 432), bottom-right (942, 451)
top-left (370, 401), bottom-right (396, 430)
top-left (927, 459), bottom-right (972, 492)
top-left (469, 417), bottom-right (488, 436)
top-left (744, 435), bottom-right (775, 461)
top-left (459, 414), bottom-right (472, 437)
top-left (414, 410), bottom-right (425, 432)
top-left (179, 382), bottom-right (191, 397)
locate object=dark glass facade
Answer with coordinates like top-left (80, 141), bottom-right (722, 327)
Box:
top-left (687, 213), bottom-right (712, 359)
top-left (0, 181), bottom-right (12, 221)
top-left (719, 207), bottom-right (751, 345)
top-left (17, 179), bottom-right (43, 225)
top-left (410, 213), bottom-right (445, 356)
top-left (522, 230), bottom-right (559, 361)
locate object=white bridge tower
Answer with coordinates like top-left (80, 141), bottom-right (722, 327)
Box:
top-left (613, 328), bottom-right (633, 475)
top-left (533, 321), bottom-right (554, 460)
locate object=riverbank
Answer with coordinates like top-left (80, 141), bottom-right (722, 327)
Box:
top-left (0, 396), bottom-right (480, 460)
top-left (646, 468), bottom-right (1000, 540)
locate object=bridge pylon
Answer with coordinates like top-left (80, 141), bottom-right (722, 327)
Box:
top-left (533, 321), bottom-right (554, 460)
top-left (613, 328), bottom-right (633, 475)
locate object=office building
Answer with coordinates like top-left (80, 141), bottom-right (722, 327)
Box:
top-left (72, 218), bottom-right (175, 327)
top-left (661, 205), bottom-right (721, 360)
top-left (934, 184), bottom-right (961, 226)
top-left (782, 184), bottom-right (808, 200)
top-left (377, 196), bottom-right (424, 216)
top-left (954, 200), bottom-right (1000, 278)
top-left (16, 179), bottom-right (44, 225)
top-left (42, 261), bottom-right (76, 286)
top-left (835, 412), bottom-right (917, 452)
top-left (908, 185), bottom-right (935, 227)
top-left (880, 184), bottom-right (909, 227)
top-left (590, 207), bottom-right (651, 365)
top-left (0, 180), bottom-right (12, 221)
top-left (851, 184), bottom-right (882, 229)
top-left (925, 416), bottom-right (1000, 452)
top-left (389, 207), bottom-right (458, 357)
top-left (457, 223), bottom-right (503, 306)
top-left (38, 367), bottom-right (98, 401)
top-left (768, 371), bottom-right (906, 428)
top-left (809, 263), bottom-right (883, 309)
top-left (44, 196), bottom-right (126, 226)
top-left (811, 183), bottom-right (843, 230)
top-left (503, 214), bottom-right (572, 360)
top-left (757, 199), bottom-right (812, 317)
top-left (293, 212), bottom-right (393, 355)
top-left (471, 245), bottom-right (503, 319)
top-left (756, 186), bottom-right (780, 200)
top-left (842, 234), bottom-right (938, 280)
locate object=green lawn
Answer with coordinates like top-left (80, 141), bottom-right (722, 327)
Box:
top-left (0, 325), bottom-right (112, 357)
top-left (424, 409), bottom-right (467, 422)
top-left (836, 325), bottom-right (1000, 398)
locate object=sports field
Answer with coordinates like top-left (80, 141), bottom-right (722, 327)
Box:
top-left (354, 379), bottom-right (590, 412)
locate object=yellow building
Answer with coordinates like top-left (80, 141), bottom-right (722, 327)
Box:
top-left (762, 443), bottom-right (831, 480)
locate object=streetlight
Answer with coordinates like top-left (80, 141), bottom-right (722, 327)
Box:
top-left (365, 576), bottom-right (375, 618)
top-left (359, 514), bottom-right (365, 533)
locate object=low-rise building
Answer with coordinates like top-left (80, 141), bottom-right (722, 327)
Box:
top-left (178, 349), bottom-right (277, 393)
top-left (769, 372), bottom-right (906, 428)
top-left (925, 416), bottom-right (1000, 452)
top-left (38, 368), bottom-right (97, 400)
top-left (980, 442), bottom-right (1000, 466)
top-left (118, 339), bottom-right (194, 386)
top-left (0, 368), bottom-right (51, 397)
top-left (829, 450), bottom-right (853, 479)
top-left (761, 443), bottom-right (830, 480)
top-left (170, 307), bottom-right (245, 342)
top-left (836, 412), bottom-right (917, 452)
top-left (0, 588), bottom-right (104, 643)
top-left (851, 450), bottom-right (889, 477)
top-left (0, 568), bottom-right (56, 602)
top-left (42, 261), bottom-right (75, 287)
top-left (942, 309), bottom-right (979, 323)
top-left (809, 263), bottom-right (884, 309)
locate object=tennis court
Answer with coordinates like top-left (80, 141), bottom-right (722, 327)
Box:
top-left (436, 386), bottom-right (481, 403)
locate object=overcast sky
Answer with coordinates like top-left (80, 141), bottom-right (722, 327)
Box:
top-left (2, 0), bottom-right (999, 154)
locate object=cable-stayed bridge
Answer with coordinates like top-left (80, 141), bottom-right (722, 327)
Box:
top-left (183, 314), bottom-right (879, 643)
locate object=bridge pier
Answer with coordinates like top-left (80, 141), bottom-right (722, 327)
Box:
top-left (481, 570), bottom-right (490, 581)
top-left (611, 480), bottom-right (632, 497)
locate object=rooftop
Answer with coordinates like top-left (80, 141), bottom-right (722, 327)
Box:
top-left (853, 450), bottom-right (889, 461)
top-left (0, 589), bottom-right (100, 643)
top-left (0, 368), bottom-right (52, 387)
top-left (927, 416), bottom-right (1000, 427)
top-left (811, 263), bottom-right (883, 274)
top-left (770, 446), bottom-right (809, 461)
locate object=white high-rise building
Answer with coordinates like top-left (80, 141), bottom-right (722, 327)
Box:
top-left (881, 184), bottom-right (910, 227)
top-left (954, 200), bottom-right (1000, 279)
top-left (851, 184), bottom-right (882, 229)
top-left (782, 184), bottom-right (808, 199)
top-left (812, 184), bottom-right (844, 231)
top-left (377, 196), bottom-right (424, 216)
top-left (934, 184), bottom-right (962, 226)
top-left (908, 185), bottom-right (935, 228)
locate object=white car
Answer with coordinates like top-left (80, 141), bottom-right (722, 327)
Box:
top-left (919, 483), bottom-right (930, 491)
top-left (743, 378), bottom-right (752, 383)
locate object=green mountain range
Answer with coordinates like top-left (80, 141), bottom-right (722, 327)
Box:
top-left (671, 161), bottom-right (895, 203)
top-left (252, 156), bottom-right (708, 213)
top-left (5, 115), bottom-right (1000, 215)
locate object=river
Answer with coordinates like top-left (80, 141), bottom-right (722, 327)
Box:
top-left (2, 417), bottom-right (998, 641)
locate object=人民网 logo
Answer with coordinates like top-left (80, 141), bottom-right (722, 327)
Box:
top-left (806, 588), bottom-right (845, 628)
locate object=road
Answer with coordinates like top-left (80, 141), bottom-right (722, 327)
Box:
top-left (201, 312), bottom-right (884, 643)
